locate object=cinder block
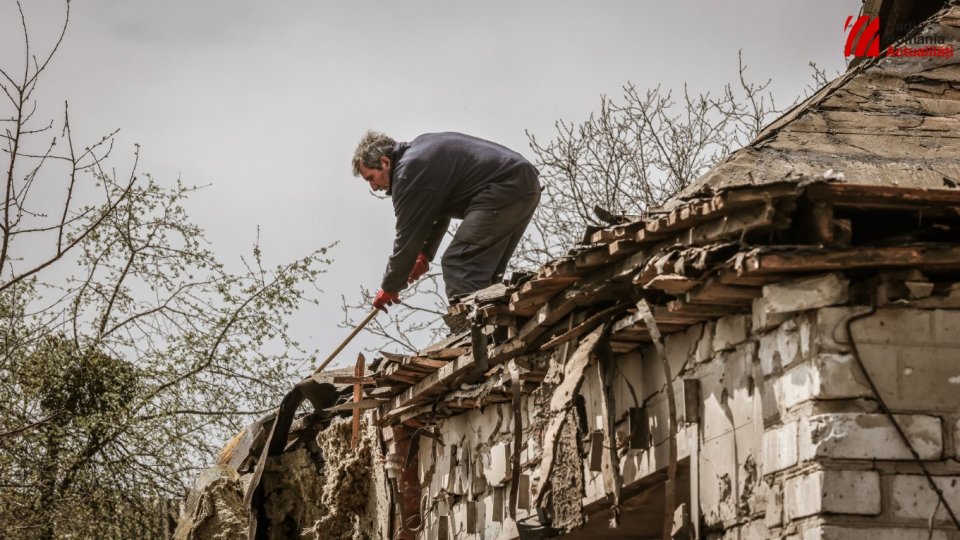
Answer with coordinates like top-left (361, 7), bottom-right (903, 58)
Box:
top-left (483, 442), bottom-right (511, 486)
top-left (852, 308), bottom-right (932, 346)
top-left (765, 481), bottom-right (783, 527)
top-left (784, 470), bottom-right (880, 519)
top-left (814, 306), bottom-right (870, 353)
top-left (890, 474), bottom-right (960, 521)
top-left (799, 413), bottom-right (942, 461)
top-left (762, 273), bottom-right (849, 315)
top-left (855, 342), bottom-right (960, 412)
top-left (753, 297), bottom-right (791, 332)
top-left (817, 526), bottom-right (949, 540)
top-left (932, 309), bottom-right (960, 345)
top-left (713, 314), bottom-right (750, 352)
top-left (664, 323), bottom-right (701, 364)
top-left (780, 354), bottom-right (873, 410)
top-left (762, 421), bottom-right (798, 475)
top-left (758, 319), bottom-right (803, 376)
top-left (696, 322), bottom-right (715, 364)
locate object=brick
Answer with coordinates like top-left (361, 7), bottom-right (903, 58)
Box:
top-left (753, 297), bottom-right (791, 332)
top-left (784, 470), bottom-right (880, 519)
top-left (799, 413), bottom-right (942, 461)
top-left (890, 474), bottom-right (960, 521)
top-left (763, 273), bottom-right (849, 315)
top-left (762, 421), bottom-right (798, 475)
top-left (713, 314), bottom-right (749, 352)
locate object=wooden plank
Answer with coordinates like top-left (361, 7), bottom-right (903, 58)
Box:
top-left (674, 204), bottom-right (786, 248)
top-left (542, 258), bottom-right (579, 279)
top-left (709, 182), bottom-right (802, 212)
top-left (741, 244), bottom-right (960, 275)
top-left (351, 353), bottom-right (365, 449)
top-left (518, 276), bottom-right (580, 295)
top-left (805, 182), bottom-right (960, 209)
top-left (716, 269), bottom-right (796, 287)
top-left (539, 303), bottom-right (628, 350)
top-left (641, 274), bottom-right (702, 295)
top-left (574, 245), bottom-right (612, 269)
top-left (666, 300), bottom-right (738, 319)
top-left (608, 239), bottom-right (643, 258)
top-left (422, 347), bottom-right (468, 360)
top-left (333, 376), bottom-right (376, 385)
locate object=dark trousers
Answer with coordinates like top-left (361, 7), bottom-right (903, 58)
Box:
top-left (442, 190), bottom-right (540, 300)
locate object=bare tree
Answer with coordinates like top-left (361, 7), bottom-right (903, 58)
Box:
top-left (515, 52), bottom-right (790, 267)
top-left (0, 3), bottom-right (332, 538)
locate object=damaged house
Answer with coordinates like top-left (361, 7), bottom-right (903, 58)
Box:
top-left (176, 1), bottom-right (960, 538)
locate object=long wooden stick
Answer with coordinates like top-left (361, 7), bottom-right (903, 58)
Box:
top-left (314, 308), bottom-right (378, 374)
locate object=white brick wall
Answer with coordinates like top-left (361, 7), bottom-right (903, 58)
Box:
top-left (890, 474), bottom-right (960, 521)
top-left (799, 413), bottom-right (942, 461)
top-left (783, 470), bottom-right (880, 519)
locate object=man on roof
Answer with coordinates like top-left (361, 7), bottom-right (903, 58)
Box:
top-left (351, 131), bottom-right (541, 312)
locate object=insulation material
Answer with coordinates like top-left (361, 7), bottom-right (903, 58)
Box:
top-left (541, 410), bottom-right (586, 532)
top-left (173, 465), bottom-right (248, 540)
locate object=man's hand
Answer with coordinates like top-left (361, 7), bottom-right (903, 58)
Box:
top-left (407, 253), bottom-right (430, 284)
top-left (373, 289), bottom-right (400, 312)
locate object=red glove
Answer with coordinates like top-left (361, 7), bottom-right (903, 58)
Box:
top-left (407, 253), bottom-right (430, 284)
top-left (373, 289), bottom-right (400, 312)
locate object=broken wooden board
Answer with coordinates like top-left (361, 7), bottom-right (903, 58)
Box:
top-left (738, 244), bottom-right (960, 275)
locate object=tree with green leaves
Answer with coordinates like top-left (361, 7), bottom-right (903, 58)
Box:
top-left (0, 3), bottom-right (330, 537)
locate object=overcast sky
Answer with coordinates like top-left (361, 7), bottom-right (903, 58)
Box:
top-left (2, 0), bottom-right (858, 369)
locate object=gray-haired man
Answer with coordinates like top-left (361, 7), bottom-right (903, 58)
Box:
top-left (352, 131), bottom-right (541, 311)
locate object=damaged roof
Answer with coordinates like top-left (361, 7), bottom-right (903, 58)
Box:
top-left (675, 1), bottom-right (960, 202)
top-left (367, 2), bottom-right (960, 429)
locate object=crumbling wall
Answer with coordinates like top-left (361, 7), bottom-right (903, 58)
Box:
top-left (173, 465), bottom-right (248, 540)
top-left (685, 273), bottom-right (960, 538)
top-left (175, 414), bottom-right (389, 539)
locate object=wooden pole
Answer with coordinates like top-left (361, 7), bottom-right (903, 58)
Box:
top-left (314, 308), bottom-right (378, 374)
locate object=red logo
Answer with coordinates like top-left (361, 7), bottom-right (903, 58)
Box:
top-left (844, 15), bottom-right (881, 57)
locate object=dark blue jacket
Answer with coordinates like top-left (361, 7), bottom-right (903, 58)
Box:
top-left (382, 132), bottom-right (539, 292)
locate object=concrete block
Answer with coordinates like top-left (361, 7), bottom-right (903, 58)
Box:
top-left (765, 481), bottom-right (783, 528)
top-left (753, 297), bottom-right (792, 332)
top-left (664, 323), bottom-right (701, 364)
top-left (814, 306), bottom-right (870, 353)
top-left (932, 309), bottom-right (960, 345)
top-left (817, 526), bottom-right (949, 540)
top-left (780, 353), bottom-right (873, 409)
top-left (758, 319), bottom-right (802, 376)
top-left (956, 418), bottom-right (960, 460)
top-left (853, 308), bottom-right (932, 347)
top-left (762, 421), bottom-right (798, 475)
top-left (784, 470), bottom-right (880, 519)
top-left (701, 345), bottom-right (756, 440)
top-left (890, 474), bottom-right (960, 521)
top-left (483, 442), bottom-right (511, 486)
top-left (695, 322), bottom-right (715, 364)
top-left (800, 413), bottom-right (942, 461)
top-left (763, 273), bottom-right (849, 315)
top-left (700, 425), bottom-right (759, 528)
top-left (713, 314), bottom-right (750, 352)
